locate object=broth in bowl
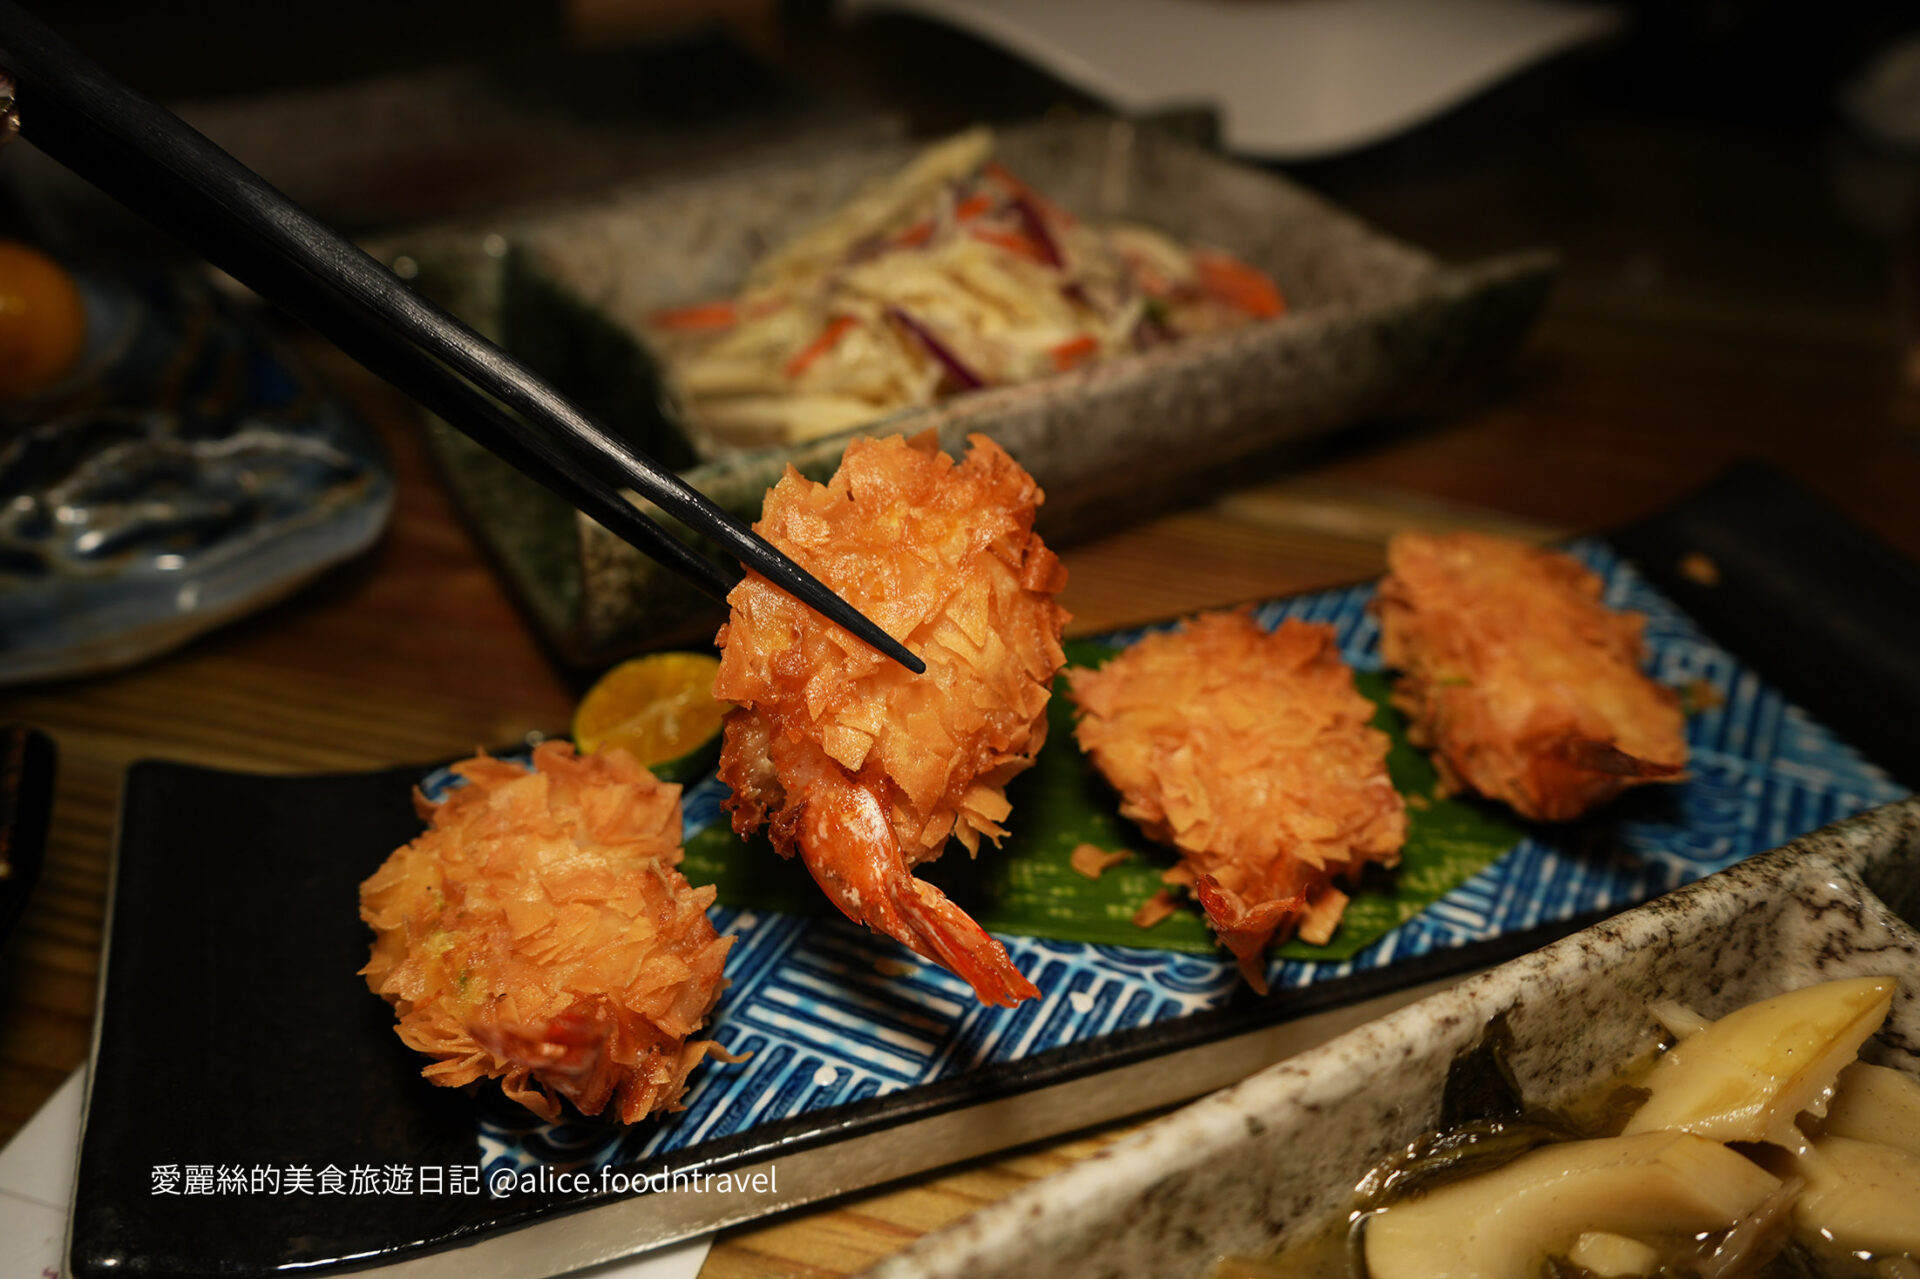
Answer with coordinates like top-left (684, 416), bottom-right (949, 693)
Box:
top-left (1222, 977), bottom-right (1920, 1279)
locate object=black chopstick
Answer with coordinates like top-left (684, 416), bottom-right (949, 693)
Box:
top-left (228, 235), bottom-right (744, 603)
top-left (0, 0), bottom-right (925, 675)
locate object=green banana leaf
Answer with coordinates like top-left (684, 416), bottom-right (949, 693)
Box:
top-left (679, 640), bottom-right (1523, 963)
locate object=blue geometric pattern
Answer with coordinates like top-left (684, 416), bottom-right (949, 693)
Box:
top-left (438, 541), bottom-right (1910, 1174)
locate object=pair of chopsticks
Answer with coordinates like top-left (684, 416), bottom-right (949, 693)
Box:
top-left (0, 1), bottom-right (923, 676)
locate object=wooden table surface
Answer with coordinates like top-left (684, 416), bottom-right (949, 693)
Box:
top-left (6, 49), bottom-right (1920, 1278)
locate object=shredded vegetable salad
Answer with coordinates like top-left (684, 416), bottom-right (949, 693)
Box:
top-left (645, 128), bottom-right (1287, 447)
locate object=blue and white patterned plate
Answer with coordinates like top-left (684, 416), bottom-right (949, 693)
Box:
top-left (427, 539), bottom-right (1905, 1182)
top-left (73, 500), bottom-right (1916, 1279)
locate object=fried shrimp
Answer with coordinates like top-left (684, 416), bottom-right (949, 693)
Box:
top-left (1376, 531), bottom-right (1687, 822)
top-left (1068, 611), bottom-right (1406, 991)
top-left (359, 741), bottom-right (734, 1123)
top-left (714, 432), bottom-right (1069, 1005)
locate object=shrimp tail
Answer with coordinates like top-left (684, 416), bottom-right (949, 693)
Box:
top-left (900, 878), bottom-right (1040, 1007)
top-left (791, 752), bottom-right (1037, 1006)
top-left (1193, 874), bottom-right (1300, 996)
top-left (1517, 732), bottom-right (1689, 821)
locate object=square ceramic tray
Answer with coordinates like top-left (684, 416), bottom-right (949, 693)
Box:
top-left (389, 115), bottom-right (1556, 666)
top-left (66, 467), bottom-right (1919, 1278)
top-left (864, 795), bottom-right (1920, 1278)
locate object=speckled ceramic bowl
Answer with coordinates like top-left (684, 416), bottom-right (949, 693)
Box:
top-left (860, 796), bottom-right (1920, 1279)
top-left (388, 115), bottom-right (1554, 666)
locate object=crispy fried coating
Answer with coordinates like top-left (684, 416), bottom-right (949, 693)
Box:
top-left (1068, 610), bottom-right (1407, 991)
top-left (359, 741), bottom-right (734, 1123)
top-left (714, 432), bottom-right (1069, 1005)
top-left (1376, 531), bottom-right (1687, 822)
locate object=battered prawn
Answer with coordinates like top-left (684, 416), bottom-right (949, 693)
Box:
top-left (1375, 531), bottom-right (1687, 822)
top-left (1068, 610), bottom-right (1407, 991)
top-left (359, 741), bottom-right (735, 1123)
top-left (714, 432), bottom-right (1069, 1005)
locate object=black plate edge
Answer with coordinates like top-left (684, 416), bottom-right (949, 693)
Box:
top-left (393, 909), bottom-right (1605, 1257)
top-left (1608, 460), bottom-right (1920, 791)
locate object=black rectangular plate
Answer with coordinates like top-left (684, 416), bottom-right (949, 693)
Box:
top-left (69, 464), bottom-right (1920, 1276)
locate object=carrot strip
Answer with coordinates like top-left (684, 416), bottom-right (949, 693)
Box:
top-left (899, 193), bottom-right (995, 249)
top-left (982, 161), bottom-right (1029, 197)
top-left (647, 300), bottom-right (739, 332)
top-left (1049, 334), bottom-right (1100, 371)
top-left (783, 315), bottom-right (860, 379)
top-left (982, 161), bottom-right (1074, 227)
top-left (1193, 251), bottom-right (1285, 319)
top-left (955, 191), bottom-right (995, 222)
top-left (968, 225), bottom-right (1050, 264)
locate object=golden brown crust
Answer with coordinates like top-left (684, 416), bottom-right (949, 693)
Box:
top-left (359, 741), bottom-right (733, 1123)
top-left (1069, 610), bottom-right (1406, 990)
top-left (1375, 531), bottom-right (1687, 822)
top-left (713, 432), bottom-right (1068, 1003)
top-left (1069, 843), bottom-right (1133, 879)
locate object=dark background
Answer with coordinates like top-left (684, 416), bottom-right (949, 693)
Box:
top-left (11, 1), bottom-right (1920, 122)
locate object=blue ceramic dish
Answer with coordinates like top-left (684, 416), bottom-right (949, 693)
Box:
top-left (0, 268), bottom-right (392, 684)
